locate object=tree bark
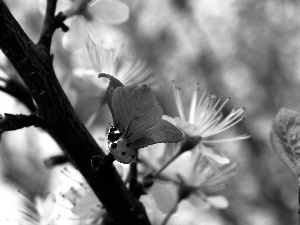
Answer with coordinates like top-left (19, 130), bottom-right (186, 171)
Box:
top-left (0, 1), bottom-right (150, 224)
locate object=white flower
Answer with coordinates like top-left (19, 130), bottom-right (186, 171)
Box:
top-left (11, 165), bottom-right (105, 224)
top-left (11, 191), bottom-right (63, 225)
top-left (141, 144), bottom-right (235, 209)
top-left (39, 0), bottom-right (130, 53)
top-left (65, 40), bottom-right (158, 124)
top-left (63, 187), bottom-right (105, 224)
top-left (87, 40), bottom-right (158, 89)
top-left (170, 150), bottom-right (236, 209)
top-left (180, 150), bottom-right (236, 194)
top-left (50, 165), bottom-right (106, 224)
top-left (172, 81), bottom-right (250, 144)
top-left (168, 200), bottom-right (225, 225)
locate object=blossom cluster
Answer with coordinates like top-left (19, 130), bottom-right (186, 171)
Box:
top-left (14, 1), bottom-right (249, 224)
top-left (29, 48), bottom-right (248, 225)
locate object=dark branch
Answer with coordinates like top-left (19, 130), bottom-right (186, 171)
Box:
top-left (129, 161), bottom-right (138, 187)
top-left (56, 12), bottom-right (69, 32)
top-left (128, 161), bottom-right (145, 199)
top-left (43, 155), bottom-right (69, 168)
top-left (38, 0), bottom-right (68, 50)
top-left (0, 1), bottom-right (150, 224)
top-left (0, 113), bottom-right (45, 133)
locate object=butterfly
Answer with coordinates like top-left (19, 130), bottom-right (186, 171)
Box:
top-left (99, 73), bottom-right (184, 164)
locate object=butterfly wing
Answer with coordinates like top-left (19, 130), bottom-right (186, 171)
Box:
top-left (112, 84), bottom-right (163, 137)
top-left (130, 119), bottom-right (183, 149)
top-left (99, 73), bottom-right (124, 124)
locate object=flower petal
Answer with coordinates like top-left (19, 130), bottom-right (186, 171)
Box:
top-left (206, 195), bottom-right (229, 209)
top-left (71, 68), bottom-right (100, 96)
top-left (200, 145), bottom-right (230, 165)
top-left (174, 117), bottom-right (200, 136)
top-left (71, 191), bottom-right (102, 217)
top-left (62, 17), bottom-right (89, 53)
top-left (88, 0), bottom-right (129, 24)
top-left (139, 194), bottom-right (165, 225)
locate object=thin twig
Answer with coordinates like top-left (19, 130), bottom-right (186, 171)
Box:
top-left (0, 113), bottom-right (45, 133)
top-left (153, 136), bottom-right (201, 178)
top-left (153, 150), bottom-right (181, 178)
top-left (38, 0), bottom-right (67, 50)
top-left (160, 201), bottom-right (179, 225)
top-left (128, 161), bottom-right (145, 198)
top-left (43, 155), bottom-right (69, 168)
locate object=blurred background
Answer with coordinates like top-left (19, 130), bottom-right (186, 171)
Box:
top-left (0, 0), bottom-right (299, 224)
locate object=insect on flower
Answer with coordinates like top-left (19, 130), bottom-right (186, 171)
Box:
top-left (100, 73), bottom-right (184, 164)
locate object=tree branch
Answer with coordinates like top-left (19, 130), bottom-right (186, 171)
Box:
top-left (38, 0), bottom-right (68, 50)
top-left (0, 1), bottom-right (150, 224)
top-left (43, 154), bottom-right (69, 167)
top-left (0, 113), bottom-right (45, 133)
top-left (129, 162), bottom-right (145, 199)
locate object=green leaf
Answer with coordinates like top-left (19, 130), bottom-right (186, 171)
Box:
top-left (98, 73), bottom-right (124, 123)
top-left (112, 84), bottom-right (163, 137)
top-left (270, 108), bottom-right (300, 177)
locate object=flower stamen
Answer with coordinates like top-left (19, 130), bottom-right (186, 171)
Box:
top-left (172, 81), bottom-right (250, 143)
